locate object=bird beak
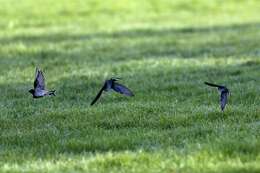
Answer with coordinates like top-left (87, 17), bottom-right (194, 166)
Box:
top-left (111, 77), bottom-right (121, 81)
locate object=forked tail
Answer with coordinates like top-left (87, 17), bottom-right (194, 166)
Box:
top-left (48, 90), bottom-right (56, 96)
top-left (204, 82), bottom-right (222, 88)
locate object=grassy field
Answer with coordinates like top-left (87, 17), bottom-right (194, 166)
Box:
top-left (0, 0), bottom-right (260, 172)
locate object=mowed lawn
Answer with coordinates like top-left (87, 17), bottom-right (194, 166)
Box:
top-left (0, 0), bottom-right (260, 172)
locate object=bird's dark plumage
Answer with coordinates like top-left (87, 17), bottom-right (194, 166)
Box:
top-left (220, 91), bottom-right (228, 111)
top-left (90, 84), bottom-right (106, 105)
top-left (34, 68), bottom-right (45, 90)
top-left (90, 78), bottom-right (134, 105)
top-left (29, 67), bottom-right (56, 98)
top-left (112, 83), bottom-right (134, 96)
top-left (204, 82), bottom-right (229, 111)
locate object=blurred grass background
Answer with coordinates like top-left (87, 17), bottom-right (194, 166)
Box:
top-left (0, 0), bottom-right (259, 172)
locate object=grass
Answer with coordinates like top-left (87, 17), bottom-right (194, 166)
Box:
top-left (0, 0), bottom-right (260, 172)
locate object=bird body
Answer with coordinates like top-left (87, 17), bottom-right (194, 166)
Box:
top-left (90, 78), bottom-right (134, 105)
top-left (29, 89), bottom-right (55, 98)
top-left (103, 79), bottom-right (113, 91)
top-left (29, 67), bottom-right (56, 98)
top-left (204, 82), bottom-right (229, 111)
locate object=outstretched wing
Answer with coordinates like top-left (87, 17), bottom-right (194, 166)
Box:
top-left (112, 82), bottom-right (134, 96)
top-left (204, 82), bottom-right (223, 88)
top-left (34, 68), bottom-right (45, 90)
top-left (90, 83), bottom-right (106, 106)
top-left (220, 91), bottom-right (228, 111)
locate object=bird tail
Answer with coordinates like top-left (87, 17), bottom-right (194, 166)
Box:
top-left (48, 90), bottom-right (56, 96)
top-left (204, 82), bottom-right (221, 88)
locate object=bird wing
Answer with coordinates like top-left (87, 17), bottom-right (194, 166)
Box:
top-left (220, 91), bottom-right (228, 111)
top-left (90, 83), bottom-right (106, 106)
top-left (112, 82), bottom-right (134, 96)
top-left (204, 82), bottom-right (223, 88)
top-left (34, 68), bottom-right (45, 90)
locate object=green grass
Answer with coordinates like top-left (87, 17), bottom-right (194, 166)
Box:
top-left (0, 0), bottom-right (260, 172)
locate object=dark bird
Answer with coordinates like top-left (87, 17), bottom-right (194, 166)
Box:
top-left (29, 67), bottom-right (56, 98)
top-left (204, 82), bottom-right (230, 111)
top-left (90, 77), bottom-right (134, 105)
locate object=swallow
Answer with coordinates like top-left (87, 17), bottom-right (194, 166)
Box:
top-left (204, 82), bottom-right (230, 111)
top-left (90, 77), bottom-right (134, 105)
top-left (29, 67), bottom-right (56, 98)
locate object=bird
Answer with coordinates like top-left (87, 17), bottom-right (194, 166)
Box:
top-left (204, 82), bottom-right (230, 111)
top-left (90, 77), bottom-right (134, 105)
top-left (28, 67), bottom-right (56, 98)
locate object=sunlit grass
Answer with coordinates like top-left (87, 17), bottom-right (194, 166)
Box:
top-left (1, 150), bottom-right (260, 173)
top-left (0, 0), bottom-right (260, 172)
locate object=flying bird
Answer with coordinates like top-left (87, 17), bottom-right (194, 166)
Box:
top-left (90, 77), bottom-right (134, 105)
top-left (204, 82), bottom-right (230, 111)
top-left (29, 67), bottom-right (56, 98)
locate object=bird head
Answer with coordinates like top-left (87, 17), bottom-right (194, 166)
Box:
top-left (111, 77), bottom-right (121, 81)
top-left (28, 89), bottom-right (34, 95)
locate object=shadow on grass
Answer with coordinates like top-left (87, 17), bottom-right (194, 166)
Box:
top-left (1, 22), bottom-right (260, 44)
top-left (0, 22), bottom-right (260, 74)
